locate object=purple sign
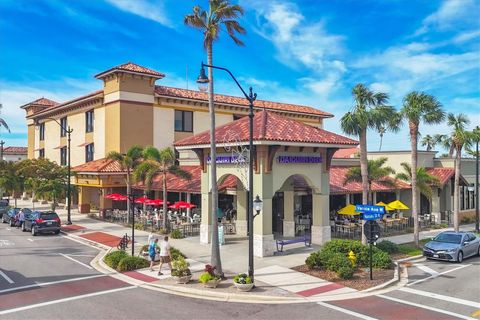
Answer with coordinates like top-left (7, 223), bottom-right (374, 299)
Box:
top-left (206, 155), bottom-right (247, 164)
top-left (277, 155), bottom-right (323, 164)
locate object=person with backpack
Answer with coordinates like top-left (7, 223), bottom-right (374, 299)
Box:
top-left (148, 238), bottom-right (159, 272)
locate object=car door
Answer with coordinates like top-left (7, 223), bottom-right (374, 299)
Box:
top-left (24, 213), bottom-right (34, 230)
top-left (466, 233), bottom-right (477, 257)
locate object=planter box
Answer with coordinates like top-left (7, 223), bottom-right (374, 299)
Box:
top-left (233, 282), bottom-right (254, 292)
top-left (172, 275), bottom-right (192, 284)
top-left (203, 278), bottom-right (221, 288)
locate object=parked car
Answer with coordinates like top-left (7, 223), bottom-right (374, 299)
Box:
top-left (24, 211), bottom-right (61, 235)
top-left (0, 199), bottom-right (9, 220)
top-left (423, 231), bottom-right (480, 263)
top-left (3, 208), bottom-right (32, 226)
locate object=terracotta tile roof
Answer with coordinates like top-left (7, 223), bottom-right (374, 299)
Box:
top-left (155, 86), bottom-right (333, 118)
top-left (135, 166), bottom-right (201, 193)
top-left (95, 62), bottom-right (165, 79)
top-left (20, 97), bottom-right (59, 109)
top-left (175, 110), bottom-right (358, 147)
top-left (2, 146), bottom-right (28, 155)
top-left (426, 167), bottom-right (468, 186)
top-left (72, 158), bottom-right (124, 173)
top-left (28, 90), bottom-right (103, 118)
top-left (329, 166), bottom-right (411, 194)
top-left (333, 148), bottom-right (360, 158)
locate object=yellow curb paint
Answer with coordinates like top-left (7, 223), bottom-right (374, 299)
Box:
top-left (471, 310), bottom-right (480, 318)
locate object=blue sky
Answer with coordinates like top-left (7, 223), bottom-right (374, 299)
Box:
top-left (0, 0), bottom-right (479, 153)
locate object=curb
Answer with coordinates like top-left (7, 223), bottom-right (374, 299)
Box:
top-left (395, 254), bottom-right (423, 263)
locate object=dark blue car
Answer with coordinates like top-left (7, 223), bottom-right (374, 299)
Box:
top-left (24, 211), bottom-right (61, 235)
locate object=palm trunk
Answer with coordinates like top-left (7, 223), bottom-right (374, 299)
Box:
top-left (453, 144), bottom-right (461, 232)
top-left (379, 135), bottom-right (383, 151)
top-left (126, 171), bottom-right (131, 224)
top-left (207, 42), bottom-right (222, 275)
top-left (359, 128), bottom-right (368, 244)
top-left (410, 122), bottom-right (419, 247)
top-left (162, 168), bottom-right (168, 231)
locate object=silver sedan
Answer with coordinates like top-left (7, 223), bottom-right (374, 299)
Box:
top-left (423, 231), bottom-right (480, 263)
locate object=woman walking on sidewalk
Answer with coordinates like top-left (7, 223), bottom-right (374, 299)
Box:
top-left (158, 236), bottom-right (172, 276)
top-left (148, 238), bottom-right (159, 272)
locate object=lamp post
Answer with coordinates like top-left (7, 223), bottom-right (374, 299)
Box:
top-left (37, 118), bottom-right (73, 225)
top-left (197, 62), bottom-right (258, 280)
top-left (0, 140), bottom-right (4, 161)
top-left (128, 193), bottom-right (136, 256)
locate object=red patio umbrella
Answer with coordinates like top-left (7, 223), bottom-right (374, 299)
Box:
top-left (111, 194), bottom-right (127, 201)
top-left (168, 201), bottom-right (196, 209)
top-left (146, 199), bottom-right (170, 206)
top-left (135, 197), bottom-right (150, 204)
top-left (105, 193), bottom-right (125, 199)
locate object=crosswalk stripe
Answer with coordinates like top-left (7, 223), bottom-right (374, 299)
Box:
top-left (398, 287), bottom-right (480, 309)
top-left (414, 264), bottom-right (439, 276)
top-left (316, 301), bottom-right (379, 320)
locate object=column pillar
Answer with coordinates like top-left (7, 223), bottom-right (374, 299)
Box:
top-left (283, 191), bottom-right (295, 237)
top-left (346, 194), bottom-right (350, 205)
top-left (253, 197), bottom-right (276, 257)
top-left (311, 193), bottom-right (331, 245)
top-left (78, 186), bottom-right (91, 214)
top-left (431, 188), bottom-right (440, 224)
top-left (373, 192), bottom-right (377, 204)
top-left (236, 189), bottom-right (247, 236)
top-left (186, 193), bottom-right (191, 218)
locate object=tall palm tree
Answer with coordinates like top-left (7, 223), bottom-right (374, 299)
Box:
top-left (396, 163), bottom-right (441, 198)
top-left (0, 103), bottom-right (10, 133)
top-left (185, 0), bottom-right (245, 275)
top-left (133, 147), bottom-right (191, 230)
top-left (435, 134), bottom-right (455, 157)
top-left (107, 145), bottom-right (144, 223)
top-left (421, 134), bottom-right (437, 151)
top-left (341, 84), bottom-right (399, 243)
top-left (446, 113), bottom-right (471, 232)
top-left (378, 126), bottom-right (386, 151)
top-left (400, 92), bottom-right (444, 246)
top-left (344, 157), bottom-right (396, 205)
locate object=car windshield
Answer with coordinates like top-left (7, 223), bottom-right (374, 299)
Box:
top-left (22, 208), bottom-right (32, 214)
top-left (433, 233), bottom-right (463, 244)
top-left (41, 213), bottom-right (58, 220)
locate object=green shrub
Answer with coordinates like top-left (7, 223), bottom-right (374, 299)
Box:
top-left (233, 273), bottom-right (252, 284)
top-left (104, 250), bottom-right (128, 269)
top-left (461, 216), bottom-right (473, 224)
top-left (134, 223), bottom-right (145, 231)
top-left (337, 265), bottom-right (355, 279)
top-left (321, 252), bottom-right (351, 272)
top-left (171, 256), bottom-right (191, 277)
top-left (170, 229), bottom-right (183, 239)
top-left (117, 256), bottom-right (150, 272)
top-left (371, 250), bottom-right (392, 268)
top-left (305, 251), bottom-right (322, 269)
top-left (198, 272), bottom-right (214, 284)
top-left (170, 247), bottom-right (186, 260)
top-left (376, 240), bottom-right (399, 254)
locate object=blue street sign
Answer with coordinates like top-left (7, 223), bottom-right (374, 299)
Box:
top-left (363, 212), bottom-right (384, 220)
top-left (356, 205), bottom-right (385, 221)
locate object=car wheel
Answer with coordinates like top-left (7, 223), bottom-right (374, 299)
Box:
top-left (457, 251), bottom-right (463, 263)
top-left (477, 245), bottom-right (480, 257)
top-left (31, 226), bottom-right (37, 236)
top-left (54, 230), bottom-right (60, 235)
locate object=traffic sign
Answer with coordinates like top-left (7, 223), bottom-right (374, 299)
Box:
top-left (364, 220), bottom-right (381, 242)
top-left (363, 212), bottom-right (384, 220)
top-left (355, 204), bottom-right (385, 214)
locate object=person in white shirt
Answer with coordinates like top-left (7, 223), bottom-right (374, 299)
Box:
top-left (157, 236), bottom-right (172, 276)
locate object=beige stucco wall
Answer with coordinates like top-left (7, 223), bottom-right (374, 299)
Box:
top-left (44, 120), bottom-right (60, 164)
top-left (94, 107), bottom-right (106, 160)
top-left (368, 151), bottom-right (436, 174)
top-left (68, 112), bottom-right (87, 167)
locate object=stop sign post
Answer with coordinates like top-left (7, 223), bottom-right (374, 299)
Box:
top-left (363, 219), bottom-right (382, 281)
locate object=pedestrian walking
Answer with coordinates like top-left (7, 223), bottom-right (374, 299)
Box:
top-left (17, 210), bottom-right (25, 229)
top-left (157, 236), bottom-right (172, 276)
top-left (148, 238), bottom-right (159, 271)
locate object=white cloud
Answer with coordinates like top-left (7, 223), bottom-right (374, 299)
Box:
top-left (415, 0), bottom-right (478, 35)
top-left (105, 0), bottom-right (172, 28)
top-left (453, 30), bottom-right (480, 43)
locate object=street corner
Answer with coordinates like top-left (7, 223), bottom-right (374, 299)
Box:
top-left (60, 224), bottom-right (87, 233)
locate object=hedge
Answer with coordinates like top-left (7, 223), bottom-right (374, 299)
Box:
top-left (104, 250), bottom-right (128, 269)
top-left (117, 256), bottom-right (150, 272)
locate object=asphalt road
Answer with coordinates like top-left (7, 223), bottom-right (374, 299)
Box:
top-left (1, 222), bottom-right (479, 320)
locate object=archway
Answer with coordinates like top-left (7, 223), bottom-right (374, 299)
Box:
top-left (217, 173), bottom-right (247, 236)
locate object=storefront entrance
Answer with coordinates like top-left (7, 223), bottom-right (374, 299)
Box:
top-left (272, 192), bottom-right (284, 237)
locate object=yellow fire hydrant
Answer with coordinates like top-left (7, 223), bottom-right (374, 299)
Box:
top-left (348, 250), bottom-right (357, 267)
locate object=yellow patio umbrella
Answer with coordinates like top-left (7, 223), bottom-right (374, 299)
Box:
top-left (387, 200), bottom-right (409, 210)
top-left (376, 201), bottom-right (395, 211)
top-left (337, 204), bottom-right (361, 216)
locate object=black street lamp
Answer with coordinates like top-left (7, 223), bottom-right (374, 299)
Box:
top-left (37, 118), bottom-right (73, 225)
top-left (127, 193), bottom-right (136, 256)
top-left (197, 62), bottom-right (258, 281)
top-left (0, 140), bottom-right (4, 160)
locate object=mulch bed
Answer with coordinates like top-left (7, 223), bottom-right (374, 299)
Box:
top-left (292, 265), bottom-right (395, 291)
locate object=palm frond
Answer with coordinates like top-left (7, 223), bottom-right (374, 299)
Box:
top-left (168, 165), bottom-right (192, 180)
top-left (0, 118), bottom-right (10, 133)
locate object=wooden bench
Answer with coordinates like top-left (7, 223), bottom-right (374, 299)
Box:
top-left (276, 236), bottom-right (311, 252)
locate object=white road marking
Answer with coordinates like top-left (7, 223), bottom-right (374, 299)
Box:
top-left (414, 264), bottom-right (440, 276)
top-left (0, 286), bottom-right (136, 315)
top-left (27, 238), bottom-right (33, 241)
top-left (60, 234), bottom-right (103, 250)
top-left (408, 264), bottom-right (472, 286)
top-left (66, 254), bottom-right (97, 257)
top-left (378, 294), bottom-right (476, 320)
top-left (58, 253), bottom-right (93, 269)
top-left (0, 270), bottom-right (14, 284)
top-left (0, 239), bottom-right (14, 246)
top-left (0, 274), bottom-right (106, 294)
top-left (316, 301), bottom-right (379, 320)
top-left (398, 287), bottom-right (480, 309)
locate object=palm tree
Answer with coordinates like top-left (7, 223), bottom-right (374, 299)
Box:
top-left (133, 147), bottom-right (191, 230)
top-left (378, 126), bottom-right (386, 151)
top-left (107, 145), bottom-right (144, 223)
top-left (446, 113), bottom-right (471, 232)
top-left (341, 84), bottom-right (399, 243)
top-left (400, 92), bottom-right (444, 246)
top-left (396, 163), bottom-right (441, 198)
top-left (185, 0), bottom-right (245, 275)
top-left (344, 157), bottom-right (396, 205)
top-left (0, 103), bottom-right (11, 133)
top-left (435, 134), bottom-right (455, 157)
top-left (421, 134), bottom-right (437, 151)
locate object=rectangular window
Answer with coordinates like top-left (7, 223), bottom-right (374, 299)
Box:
top-left (60, 117), bottom-right (67, 137)
top-left (174, 110), bottom-right (193, 132)
top-left (60, 147), bottom-right (67, 166)
top-left (39, 123), bottom-right (45, 141)
top-left (86, 110), bottom-right (94, 133)
top-left (39, 149), bottom-right (45, 159)
top-left (85, 143), bottom-right (94, 162)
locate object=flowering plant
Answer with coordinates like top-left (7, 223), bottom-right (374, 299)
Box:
top-left (233, 273), bottom-right (252, 284)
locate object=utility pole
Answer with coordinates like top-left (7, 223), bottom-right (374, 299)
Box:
top-left (0, 140), bottom-right (4, 161)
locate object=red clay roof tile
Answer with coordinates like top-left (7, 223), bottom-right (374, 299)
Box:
top-left (2, 146), bottom-right (28, 155)
top-left (72, 158), bottom-right (124, 173)
top-left (175, 110), bottom-right (358, 147)
top-left (155, 86), bottom-right (333, 118)
top-left (95, 62), bottom-right (165, 79)
top-left (333, 148), bottom-right (360, 158)
top-left (20, 97), bottom-right (59, 109)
